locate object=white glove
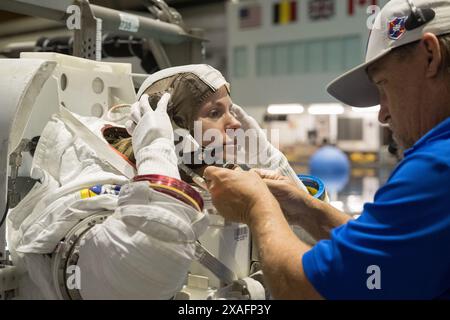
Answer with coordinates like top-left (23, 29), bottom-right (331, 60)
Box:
top-left (232, 104), bottom-right (307, 192)
top-left (232, 103), bottom-right (283, 168)
top-left (126, 93), bottom-right (180, 179)
top-left (126, 93), bottom-right (174, 149)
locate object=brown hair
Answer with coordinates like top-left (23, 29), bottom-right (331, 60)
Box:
top-left (103, 127), bottom-right (135, 163)
top-left (393, 33), bottom-right (450, 75)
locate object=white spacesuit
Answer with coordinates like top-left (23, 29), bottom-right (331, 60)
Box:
top-left (6, 103), bottom-right (209, 299)
top-left (6, 64), bottom-right (305, 300)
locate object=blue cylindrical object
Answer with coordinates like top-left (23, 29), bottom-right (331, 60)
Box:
top-left (309, 146), bottom-right (350, 193)
top-left (297, 175), bottom-right (326, 200)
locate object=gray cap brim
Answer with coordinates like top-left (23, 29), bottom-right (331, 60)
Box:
top-left (326, 49), bottom-right (392, 108)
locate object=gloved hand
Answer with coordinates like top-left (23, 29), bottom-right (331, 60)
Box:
top-left (232, 103), bottom-right (284, 168)
top-left (126, 93), bottom-right (180, 179)
top-left (126, 93), bottom-right (173, 150)
top-left (231, 104), bottom-right (307, 192)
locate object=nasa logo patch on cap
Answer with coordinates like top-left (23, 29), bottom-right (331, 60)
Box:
top-left (328, 0), bottom-right (450, 108)
top-left (388, 16), bottom-right (408, 40)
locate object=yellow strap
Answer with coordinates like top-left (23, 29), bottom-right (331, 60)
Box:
top-left (80, 189), bottom-right (97, 199)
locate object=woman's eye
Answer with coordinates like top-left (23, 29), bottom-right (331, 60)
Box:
top-left (209, 109), bottom-right (221, 118)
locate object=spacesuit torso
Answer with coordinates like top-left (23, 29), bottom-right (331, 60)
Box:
top-left (6, 111), bottom-right (208, 299)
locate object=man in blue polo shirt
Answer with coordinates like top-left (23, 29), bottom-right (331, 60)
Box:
top-left (203, 0), bottom-right (450, 299)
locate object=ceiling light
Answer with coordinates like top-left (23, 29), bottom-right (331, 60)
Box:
top-left (308, 103), bottom-right (344, 115)
top-left (267, 104), bottom-right (305, 115)
top-left (352, 105), bottom-right (381, 113)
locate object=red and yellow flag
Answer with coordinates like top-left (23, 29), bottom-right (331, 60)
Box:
top-left (273, 1), bottom-right (297, 25)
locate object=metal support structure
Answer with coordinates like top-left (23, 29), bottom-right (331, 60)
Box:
top-left (148, 38), bottom-right (172, 69)
top-left (0, 59), bottom-right (56, 270)
top-left (0, 265), bottom-right (18, 300)
top-left (73, 0), bottom-right (102, 60)
top-left (0, 224), bottom-right (6, 263)
top-left (189, 28), bottom-right (206, 64)
top-left (161, 27), bottom-right (206, 67)
top-left (0, 0), bottom-right (204, 45)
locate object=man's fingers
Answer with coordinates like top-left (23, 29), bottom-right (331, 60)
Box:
top-left (203, 166), bottom-right (223, 191)
top-left (203, 166), bottom-right (223, 182)
top-left (252, 168), bottom-right (284, 180)
top-left (262, 178), bottom-right (295, 196)
top-left (263, 178), bottom-right (284, 188)
top-left (156, 92), bottom-right (171, 113)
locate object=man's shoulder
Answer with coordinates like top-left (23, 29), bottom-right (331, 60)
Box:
top-left (409, 118), bottom-right (450, 162)
top-left (373, 140), bottom-right (449, 209)
top-left (397, 136), bottom-right (450, 180)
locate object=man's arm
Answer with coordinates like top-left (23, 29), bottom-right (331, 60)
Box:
top-left (249, 196), bottom-right (323, 299)
top-left (256, 169), bottom-right (351, 241)
top-left (204, 167), bottom-right (323, 300)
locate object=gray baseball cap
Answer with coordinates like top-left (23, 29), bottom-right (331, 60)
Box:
top-left (327, 0), bottom-right (450, 107)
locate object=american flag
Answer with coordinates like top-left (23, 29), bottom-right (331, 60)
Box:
top-left (308, 0), bottom-right (335, 21)
top-left (239, 4), bottom-right (262, 29)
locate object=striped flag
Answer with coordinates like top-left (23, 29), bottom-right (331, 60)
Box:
top-left (308, 0), bottom-right (335, 21)
top-left (273, 1), bottom-right (297, 25)
top-left (239, 4), bottom-right (262, 29)
top-left (348, 0), bottom-right (377, 16)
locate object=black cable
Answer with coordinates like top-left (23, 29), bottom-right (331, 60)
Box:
top-left (0, 197), bottom-right (9, 229)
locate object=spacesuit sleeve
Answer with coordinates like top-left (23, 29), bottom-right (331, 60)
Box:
top-left (76, 181), bottom-right (208, 300)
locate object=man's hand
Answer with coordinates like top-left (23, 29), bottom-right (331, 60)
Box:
top-left (256, 169), bottom-right (352, 240)
top-left (204, 168), bottom-right (323, 300)
top-left (203, 167), bottom-right (279, 224)
top-left (254, 169), bottom-right (310, 224)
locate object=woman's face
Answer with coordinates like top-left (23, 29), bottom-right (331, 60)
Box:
top-left (196, 86), bottom-right (242, 158)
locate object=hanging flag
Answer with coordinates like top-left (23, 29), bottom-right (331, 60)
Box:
top-left (273, 1), bottom-right (297, 25)
top-left (239, 4), bottom-right (262, 29)
top-left (348, 0), bottom-right (377, 16)
top-left (308, 0), bottom-right (335, 21)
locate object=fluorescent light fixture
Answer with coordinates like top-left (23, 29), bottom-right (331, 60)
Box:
top-left (352, 105), bottom-right (381, 113)
top-left (267, 104), bottom-right (304, 115)
top-left (308, 103), bottom-right (344, 115)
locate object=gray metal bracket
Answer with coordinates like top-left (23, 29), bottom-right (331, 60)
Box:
top-left (73, 0), bottom-right (102, 60)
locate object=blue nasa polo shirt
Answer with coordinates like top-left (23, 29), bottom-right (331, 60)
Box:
top-left (302, 117), bottom-right (450, 300)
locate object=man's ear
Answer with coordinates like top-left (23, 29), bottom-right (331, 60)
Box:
top-left (422, 33), bottom-right (443, 78)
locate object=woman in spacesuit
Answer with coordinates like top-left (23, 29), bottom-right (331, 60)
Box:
top-left (6, 64), bottom-right (301, 300)
top-left (107, 66), bottom-right (242, 180)
top-left (108, 64), bottom-right (304, 185)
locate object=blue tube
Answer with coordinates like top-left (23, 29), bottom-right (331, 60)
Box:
top-left (297, 175), bottom-right (326, 201)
